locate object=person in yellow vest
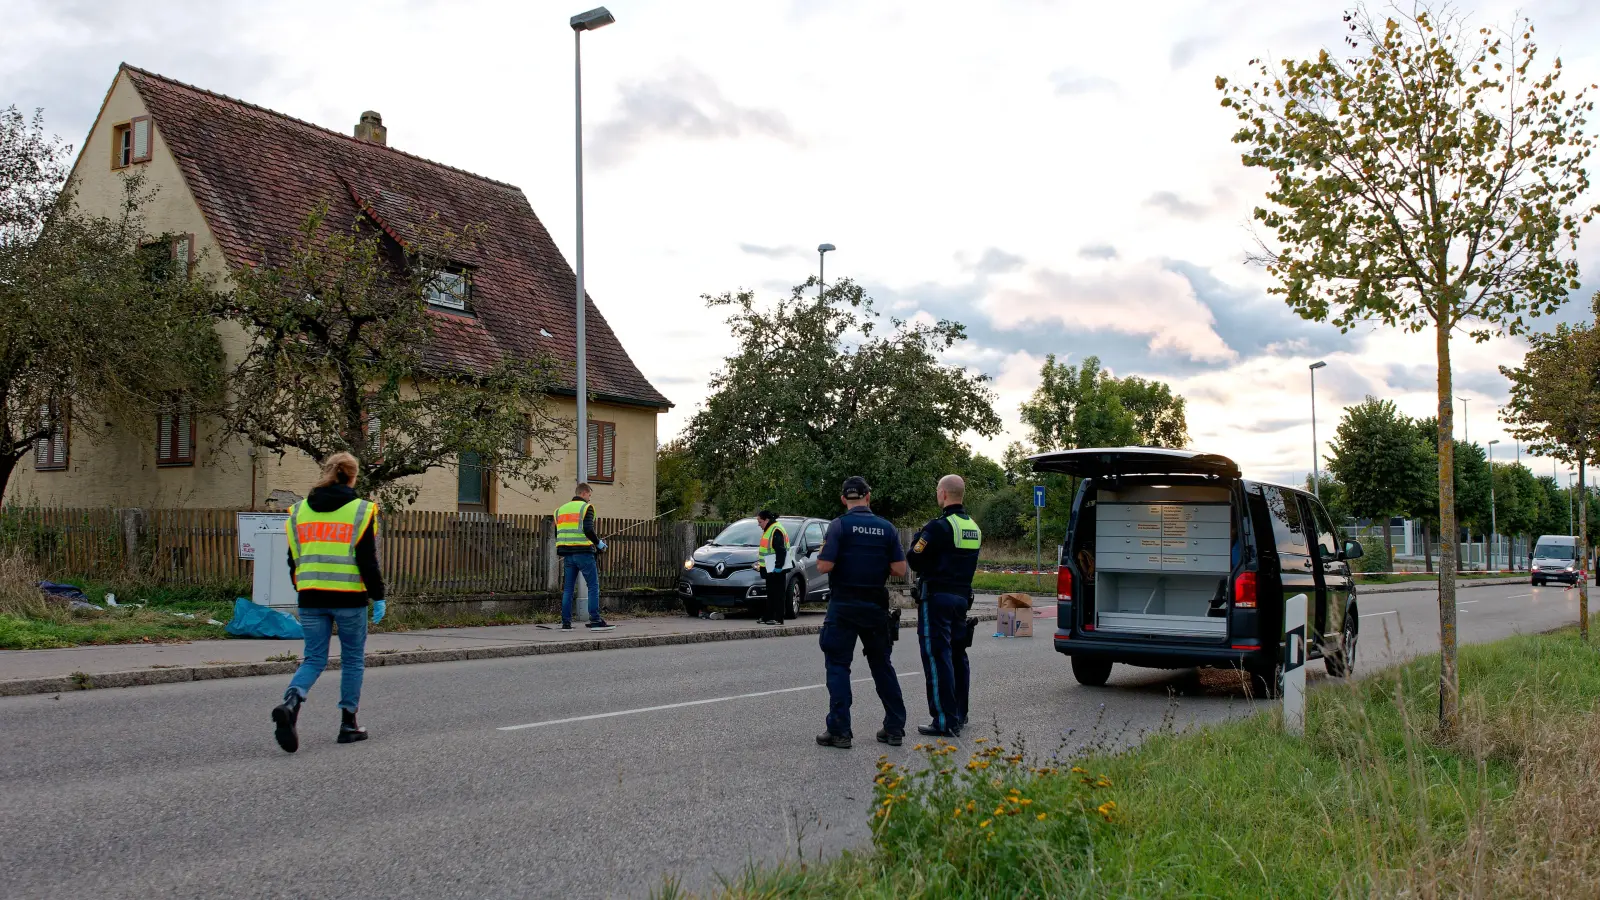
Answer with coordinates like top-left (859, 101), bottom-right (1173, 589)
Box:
top-left (906, 474), bottom-right (983, 737)
top-left (756, 509), bottom-right (791, 626)
top-left (556, 483), bottom-right (613, 631)
top-left (271, 452), bottom-right (385, 753)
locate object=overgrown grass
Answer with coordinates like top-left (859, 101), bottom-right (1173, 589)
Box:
top-left (0, 553), bottom-right (238, 650)
top-left (690, 626), bottom-right (1600, 898)
top-left (972, 572), bottom-right (1053, 594)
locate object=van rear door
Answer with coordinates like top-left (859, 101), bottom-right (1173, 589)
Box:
top-left (1031, 447), bottom-right (1241, 480)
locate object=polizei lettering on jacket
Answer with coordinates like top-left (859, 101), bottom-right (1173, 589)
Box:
top-left (851, 525), bottom-right (887, 536)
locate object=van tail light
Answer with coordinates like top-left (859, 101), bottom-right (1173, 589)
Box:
top-left (1057, 566), bottom-right (1073, 601)
top-left (1233, 571), bottom-right (1257, 609)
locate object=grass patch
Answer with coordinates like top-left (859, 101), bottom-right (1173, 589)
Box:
top-left (0, 553), bottom-right (239, 650)
top-left (973, 571), bottom-right (1052, 594)
top-left (696, 626), bottom-right (1600, 898)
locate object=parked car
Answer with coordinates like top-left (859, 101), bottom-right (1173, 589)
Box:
top-left (1033, 447), bottom-right (1363, 695)
top-left (677, 517), bottom-right (831, 618)
top-left (1530, 534), bottom-right (1581, 586)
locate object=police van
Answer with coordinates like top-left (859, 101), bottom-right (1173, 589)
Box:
top-left (1033, 447), bottom-right (1363, 693)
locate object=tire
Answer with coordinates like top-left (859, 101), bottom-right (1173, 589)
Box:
top-left (1532, 577), bottom-right (1544, 587)
top-left (1245, 660), bottom-right (1282, 699)
top-left (787, 577), bottom-right (804, 620)
top-left (1324, 606), bottom-right (1358, 678)
top-left (1071, 656), bottom-right (1113, 686)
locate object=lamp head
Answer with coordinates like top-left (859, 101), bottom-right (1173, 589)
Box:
top-left (1489, 439), bottom-right (1501, 445)
top-left (1309, 361), bottom-right (1327, 370)
top-left (818, 243), bottom-right (835, 254)
top-left (571, 6), bottom-right (615, 30)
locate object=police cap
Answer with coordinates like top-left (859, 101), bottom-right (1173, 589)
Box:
top-left (841, 476), bottom-right (872, 499)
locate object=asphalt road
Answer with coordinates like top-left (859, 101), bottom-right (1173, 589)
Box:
top-left (0, 581), bottom-right (1582, 899)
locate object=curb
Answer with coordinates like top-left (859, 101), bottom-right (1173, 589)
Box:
top-left (1358, 578), bottom-right (1533, 595)
top-left (0, 612), bottom-right (1005, 699)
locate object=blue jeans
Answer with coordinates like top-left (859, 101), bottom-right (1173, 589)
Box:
top-left (918, 592), bottom-right (969, 732)
top-left (286, 607), bottom-right (367, 712)
top-left (561, 553), bottom-right (601, 625)
top-left (819, 598), bottom-right (906, 738)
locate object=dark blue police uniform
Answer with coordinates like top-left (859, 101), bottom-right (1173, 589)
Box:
top-left (816, 505), bottom-right (908, 741)
top-left (907, 504), bottom-right (981, 734)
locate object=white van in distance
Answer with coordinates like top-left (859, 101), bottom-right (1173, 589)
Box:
top-left (1530, 535), bottom-right (1582, 586)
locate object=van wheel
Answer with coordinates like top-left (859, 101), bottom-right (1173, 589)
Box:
top-left (788, 577), bottom-right (804, 619)
top-left (1245, 660), bottom-right (1282, 699)
top-left (1324, 607), bottom-right (1358, 678)
top-left (1071, 657), bottom-right (1113, 686)
top-left (1532, 577), bottom-right (1544, 586)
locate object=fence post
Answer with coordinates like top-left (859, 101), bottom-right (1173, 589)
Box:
top-left (541, 516), bottom-right (560, 592)
top-left (118, 507), bottom-right (148, 574)
top-left (675, 521), bottom-right (697, 569)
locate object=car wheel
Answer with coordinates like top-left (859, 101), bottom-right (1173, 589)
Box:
top-left (788, 577), bottom-right (804, 619)
top-left (1071, 656), bottom-right (1113, 686)
top-left (1532, 577), bottom-right (1543, 586)
top-left (1324, 606), bottom-right (1358, 678)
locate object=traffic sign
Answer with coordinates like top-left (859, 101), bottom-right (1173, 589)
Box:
top-left (1033, 485), bottom-right (1046, 508)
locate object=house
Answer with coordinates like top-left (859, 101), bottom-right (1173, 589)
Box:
top-left (4, 65), bottom-right (671, 518)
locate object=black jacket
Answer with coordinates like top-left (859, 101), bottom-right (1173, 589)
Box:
top-left (907, 504), bottom-right (981, 598)
top-left (286, 484), bottom-right (385, 608)
top-left (555, 497), bottom-right (602, 556)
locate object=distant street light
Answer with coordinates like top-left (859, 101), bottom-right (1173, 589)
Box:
top-left (1488, 439), bottom-right (1500, 570)
top-left (571, 6), bottom-right (615, 485)
top-left (1309, 361), bottom-right (1327, 499)
top-left (1457, 396), bottom-right (1470, 445)
top-left (817, 243), bottom-right (835, 301)
top-left (1571, 472), bottom-right (1578, 536)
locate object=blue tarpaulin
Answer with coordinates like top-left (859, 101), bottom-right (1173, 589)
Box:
top-left (225, 598), bottom-right (304, 640)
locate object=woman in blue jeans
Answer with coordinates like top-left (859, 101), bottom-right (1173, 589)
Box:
top-left (271, 452), bottom-right (386, 753)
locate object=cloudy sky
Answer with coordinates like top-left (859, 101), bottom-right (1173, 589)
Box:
top-left (6, 0), bottom-right (1600, 486)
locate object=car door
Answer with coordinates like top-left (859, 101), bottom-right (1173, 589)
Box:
top-left (1263, 485), bottom-right (1319, 646)
top-left (801, 520), bottom-right (828, 598)
top-left (1303, 495), bottom-right (1349, 646)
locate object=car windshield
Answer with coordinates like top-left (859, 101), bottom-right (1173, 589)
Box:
top-left (1535, 544), bottom-right (1576, 560)
top-left (712, 519), bottom-right (763, 547)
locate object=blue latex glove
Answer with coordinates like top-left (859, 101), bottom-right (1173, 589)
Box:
top-left (597, 539), bottom-right (608, 552)
top-left (371, 599), bottom-right (386, 625)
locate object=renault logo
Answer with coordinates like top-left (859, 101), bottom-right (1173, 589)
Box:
top-left (715, 562), bottom-right (726, 577)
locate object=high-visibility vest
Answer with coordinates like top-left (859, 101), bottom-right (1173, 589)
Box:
top-left (760, 521), bottom-right (791, 572)
top-left (286, 498), bottom-right (376, 592)
top-left (555, 500), bottom-right (595, 550)
top-left (947, 513), bottom-right (982, 550)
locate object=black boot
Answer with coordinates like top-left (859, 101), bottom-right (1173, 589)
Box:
top-left (338, 709), bottom-right (368, 744)
top-left (272, 692), bottom-right (302, 753)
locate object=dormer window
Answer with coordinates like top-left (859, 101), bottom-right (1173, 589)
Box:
top-left (426, 270), bottom-right (469, 311)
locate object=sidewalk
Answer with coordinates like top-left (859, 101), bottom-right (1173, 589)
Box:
top-left (0, 595), bottom-right (1026, 697)
top-left (1359, 576), bottom-right (1530, 594)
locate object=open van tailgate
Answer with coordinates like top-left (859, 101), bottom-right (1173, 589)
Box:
top-left (1029, 447), bottom-right (1240, 480)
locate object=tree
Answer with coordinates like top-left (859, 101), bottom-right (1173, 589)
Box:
top-left (1491, 461), bottom-right (1541, 567)
top-left (1, 107), bottom-right (223, 500)
top-left (684, 278), bottom-right (999, 522)
top-left (1454, 442), bottom-right (1492, 540)
top-left (1018, 354), bottom-right (1189, 452)
top-left (1325, 397), bottom-right (1426, 565)
top-left (1220, 4), bottom-right (1600, 731)
top-left (655, 439), bottom-right (704, 521)
top-left (219, 204), bottom-right (565, 504)
top-left (1501, 308), bottom-right (1600, 640)
top-left (1305, 472), bottom-right (1351, 524)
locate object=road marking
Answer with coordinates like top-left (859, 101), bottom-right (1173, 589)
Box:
top-left (1361, 611), bottom-right (1398, 619)
top-left (1502, 593), bottom-right (1531, 599)
top-left (498, 672), bottom-right (922, 731)
top-left (1459, 600), bottom-right (1480, 605)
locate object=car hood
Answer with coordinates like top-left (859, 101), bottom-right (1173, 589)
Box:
top-left (693, 546), bottom-right (761, 565)
top-left (1533, 558), bottom-right (1574, 566)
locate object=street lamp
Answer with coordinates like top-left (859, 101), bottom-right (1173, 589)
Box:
top-left (1457, 396), bottom-right (1470, 445)
top-left (1309, 361), bottom-right (1327, 499)
top-left (571, 6), bottom-right (614, 484)
top-left (817, 243), bottom-right (835, 301)
top-left (1570, 472), bottom-right (1578, 536)
top-left (1488, 439), bottom-right (1500, 571)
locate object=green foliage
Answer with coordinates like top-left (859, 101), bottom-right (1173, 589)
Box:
top-left (0, 106), bottom-right (224, 499)
top-left (220, 204), bottom-right (565, 505)
top-left (655, 439), bottom-right (704, 520)
top-left (1491, 461), bottom-right (1543, 540)
top-left (1018, 354), bottom-right (1189, 452)
top-left (969, 484), bottom-right (1028, 544)
top-left (1303, 472), bottom-right (1350, 522)
top-left (684, 277), bottom-right (1000, 522)
top-left (1454, 442), bottom-right (1491, 534)
top-left (1325, 397), bottom-right (1431, 521)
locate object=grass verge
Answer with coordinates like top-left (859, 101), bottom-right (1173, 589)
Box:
top-left (0, 553), bottom-right (240, 650)
top-left (972, 572), bottom-right (1053, 594)
top-left (687, 626), bottom-right (1600, 899)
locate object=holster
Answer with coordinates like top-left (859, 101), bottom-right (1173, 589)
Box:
top-left (888, 607), bottom-right (903, 643)
top-left (958, 616), bottom-right (978, 650)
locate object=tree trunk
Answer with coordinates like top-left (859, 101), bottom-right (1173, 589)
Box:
top-left (1422, 522), bottom-right (1434, 573)
top-left (1435, 320), bottom-right (1460, 735)
top-left (1581, 455), bottom-right (1590, 642)
top-left (1382, 520), bottom-right (1393, 573)
top-left (0, 449), bottom-right (20, 508)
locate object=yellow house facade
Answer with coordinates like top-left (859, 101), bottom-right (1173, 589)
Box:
top-left (3, 66), bottom-right (669, 518)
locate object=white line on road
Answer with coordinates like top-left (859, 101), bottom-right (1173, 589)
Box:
top-left (1361, 611), bottom-right (1398, 619)
top-left (498, 672), bottom-right (922, 731)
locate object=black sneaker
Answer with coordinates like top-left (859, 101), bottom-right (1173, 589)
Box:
top-left (271, 693), bottom-right (302, 753)
top-left (586, 620), bottom-right (616, 632)
top-left (337, 709), bottom-right (368, 744)
top-left (917, 724), bottom-right (957, 738)
top-left (876, 728), bottom-right (903, 747)
top-left (816, 732), bottom-right (852, 749)
top-left (560, 622), bottom-right (573, 631)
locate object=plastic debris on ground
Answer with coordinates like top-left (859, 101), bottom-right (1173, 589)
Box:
top-left (225, 598), bottom-right (304, 640)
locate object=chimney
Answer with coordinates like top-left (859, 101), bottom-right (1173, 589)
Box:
top-left (354, 111), bottom-right (387, 146)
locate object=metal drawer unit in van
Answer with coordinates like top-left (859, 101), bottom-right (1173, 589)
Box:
top-left (1093, 503), bottom-right (1231, 636)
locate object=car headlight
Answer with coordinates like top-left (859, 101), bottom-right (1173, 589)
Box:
top-left (683, 559), bottom-right (695, 571)
top-left (1566, 565), bottom-right (1575, 572)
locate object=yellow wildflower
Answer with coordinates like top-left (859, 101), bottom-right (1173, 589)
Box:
top-left (979, 819), bottom-right (992, 828)
top-left (1036, 813), bottom-right (1048, 821)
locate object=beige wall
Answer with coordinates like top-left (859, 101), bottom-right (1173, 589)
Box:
top-left (4, 71), bottom-right (664, 517)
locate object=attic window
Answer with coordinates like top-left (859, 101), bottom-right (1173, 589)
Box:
top-left (426, 270), bottom-right (469, 311)
top-left (111, 116), bottom-right (152, 169)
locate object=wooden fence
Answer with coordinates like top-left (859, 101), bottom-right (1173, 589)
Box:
top-left (1, 506), bottom-right (715, 596)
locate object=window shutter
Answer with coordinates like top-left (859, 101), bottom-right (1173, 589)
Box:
top-left (34, 405), bottom-right (51, 468)
top-left (602, 423), bottom-right (615, 479)
top-left (366, 407), bottom-right (382, 454)
top-left (171, 234), bottom-right (192, 279)
top-left (130, 116), bottom-right (152, 163)
top-left (586, 421), bottom-right (598, 479)
top-left (175, 403), bottom-right (192, 461)
top-left (51, 424), bottom-right (67, 469)
top-left (158, 407), bottom-right (174, 462)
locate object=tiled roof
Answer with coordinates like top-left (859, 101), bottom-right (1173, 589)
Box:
top-left (121, 64), bottom-right (670, 409)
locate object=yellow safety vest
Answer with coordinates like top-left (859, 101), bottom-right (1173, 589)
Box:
top-left (286, 498), bottom-right (376, 592)
top-left (760, 521), bottom-right (791, 572)
top-left (555, 500), bottom-right (595, 550)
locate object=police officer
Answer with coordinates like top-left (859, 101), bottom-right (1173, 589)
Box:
top-left (814, 476), bottom-right (909, 749)
top-left (756, 509), bottom-right (791, 626)
top-left (906, 474), bottom-right (982, 737)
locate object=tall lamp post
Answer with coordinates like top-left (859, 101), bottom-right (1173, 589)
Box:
top-left (1457, 396), bottom-right (1470, 445)
top-left (1309, 361), bottom-right (1327, 499)
top-left (817, 243), bottom-right (834, 301)
top-left (571, 6), bottom-right (615, 485)
top-left (1488, 439), bottom-right (1500, 571)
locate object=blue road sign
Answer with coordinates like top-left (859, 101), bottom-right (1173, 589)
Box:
top-left (1033, 485), bottom-right (1046, 508)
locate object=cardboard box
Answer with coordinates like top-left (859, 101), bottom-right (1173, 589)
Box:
top-left (994, 593), bottom-right (1035, 637)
